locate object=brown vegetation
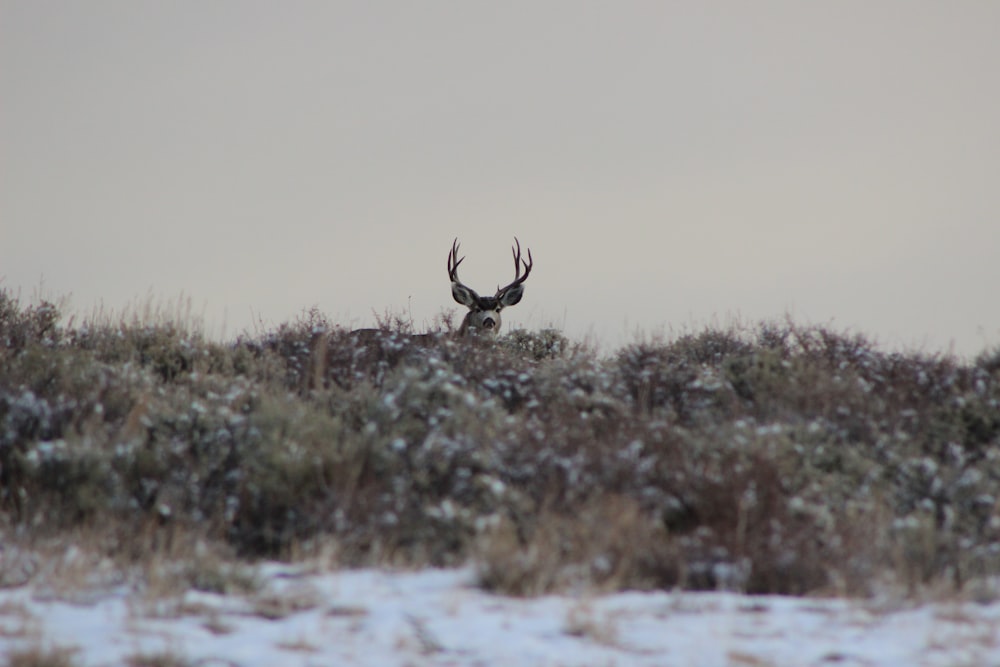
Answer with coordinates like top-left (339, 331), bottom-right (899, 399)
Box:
top-left (2, 288), bottom-right (1000, 597)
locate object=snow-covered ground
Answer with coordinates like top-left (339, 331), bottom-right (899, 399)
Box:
top-left (2, 565), bottom-right (999, 666)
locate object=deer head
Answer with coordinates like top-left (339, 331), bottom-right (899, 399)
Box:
top-left (448, 238), bottom-right (532, 335)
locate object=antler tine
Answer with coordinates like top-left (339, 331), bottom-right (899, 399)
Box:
top-left (513, 237), bottom-right (532, 281)
top-left (448, 238), bottom-right (465, 281)
top-left (497, 237), bottom-right (532, 294)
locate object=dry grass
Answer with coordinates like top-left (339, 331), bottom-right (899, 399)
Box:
top-left (563, 602), bottom-right (620, 647)
top-left (3, 645), bottom-right (81, 667)
top-left (0, 600), bottom-right (38, 641)
top-left (476, 496), bottom-right (678, 596)
top-left (3, 288), bottom-right (1000, 598)
top-left (250, 584), bottom-right (322, 620)
top-left (122, 651), bottom-right (194, 667)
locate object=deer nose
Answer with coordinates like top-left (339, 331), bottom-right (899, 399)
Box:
top-left (482, 317), bottom-right (496, 329)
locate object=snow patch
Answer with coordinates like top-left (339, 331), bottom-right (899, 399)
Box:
top-left (1, 567), bottom-right (998, 666)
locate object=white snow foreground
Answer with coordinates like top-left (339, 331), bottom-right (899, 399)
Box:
top-left (2, 566), bottom-right (999, 667)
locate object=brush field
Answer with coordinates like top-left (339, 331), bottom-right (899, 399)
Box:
top-left (2, 288), bottom-right (1000, 602)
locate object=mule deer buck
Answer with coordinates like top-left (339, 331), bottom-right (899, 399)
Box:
top-left (350, 238), bottom-right (533, 346)
top-left (449, 237), bottom-right (532, 336)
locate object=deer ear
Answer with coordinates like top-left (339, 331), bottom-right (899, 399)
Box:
top-left (452, 282), bottom-right (480, 308)
top-left (497, 283), bottom-right (524, 308)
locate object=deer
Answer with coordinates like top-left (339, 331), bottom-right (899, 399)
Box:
top-left (347, 238), bottom-right (533, 350)
top-left (448, 237), bottom-right (532, 336)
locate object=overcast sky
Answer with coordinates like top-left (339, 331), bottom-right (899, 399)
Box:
top-left (3, 2), bottom-right (999, 355)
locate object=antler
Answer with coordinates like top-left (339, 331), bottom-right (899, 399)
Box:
top-left (496, 237), bottom-right (533, 298)
top-left (447, 238), bottom-right (465, 283)
top-left (448, 238), bottom-right (482, 307)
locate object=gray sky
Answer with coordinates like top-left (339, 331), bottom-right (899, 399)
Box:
top-left (3, 2), bottom-right (999, 355)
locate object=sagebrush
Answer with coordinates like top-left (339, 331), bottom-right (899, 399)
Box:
top-left (2, 289), bottom-right (999, 597)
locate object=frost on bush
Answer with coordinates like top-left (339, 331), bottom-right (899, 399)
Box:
top-left (500, 328), bottom-right (569, 361)
top-left (0, 291), bottom-right (62, 350)
top-left (3, 290), bottom-right (1000, 597)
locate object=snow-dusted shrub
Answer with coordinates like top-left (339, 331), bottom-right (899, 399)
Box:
top-left (0, 290), bottom-right (63, 350)
top-left (3, 288), bottom-right (1000, 597)
top-left (500, 327), bottom-right (570, 361)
